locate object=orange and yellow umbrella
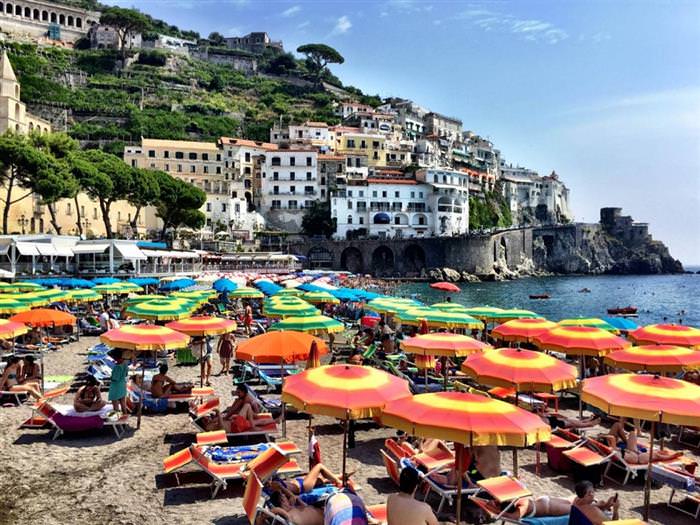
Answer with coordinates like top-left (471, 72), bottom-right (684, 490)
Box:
top-left (492, 318), bottom-right (557, 344)
top-left (166, 316), bottom-right (237, 336)
top-left (380, 391), bottom-right (551, 447)
top-left (490, 309), bottom-right (539, 323)
top-left (237, 331), bottom-right (328, 364)
top-left (604, 345), bottom-right (700, 373)
top-left (282, 364), bottom-right (411, 420)
top-left (401, 333), bottom-right (489, 358)
top-left (10, 309), bottom-right (76, 328)
top-left (101, 324), bottom-right (190, 351)
top-left (461, 347), bottom-right (578, 393)
top-left (534, 325), bottom-right (630, 357)
top-left (628, 324), bottom-right (700, 348)
top-left (0, 318), bottom-right (28, 339)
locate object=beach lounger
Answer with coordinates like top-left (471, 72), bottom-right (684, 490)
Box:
top-left (22, 400), bottom-right (129, 439)
top-left (678, 425), bottom-right (700, 448)
top-left (469, 475), bottom-right (550, 524)
top-left (545, 429), bottom-right (584, 472)
top-left (243, 472), bottom-right (291, 524)
top-left (650, 463), bottom-right (700, 518)
top-left (381, 450), bottom-right (401, 486)
top-left (127, 383), bottom-right (214, 413)
top-left (469, 496), bottom-right (570, 525)
top-left (400, 458), bottom-right (476, 515)
top-left (189, 397), bottom-right (280, 440)
top-left (602, 440), bottom-right (685, 486)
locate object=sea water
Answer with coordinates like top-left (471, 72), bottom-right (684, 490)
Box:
top-left (395, 270), bottom-right (700, 327)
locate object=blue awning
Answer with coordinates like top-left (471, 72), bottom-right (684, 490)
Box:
top-left (373, 212), bottom-right (391, 224)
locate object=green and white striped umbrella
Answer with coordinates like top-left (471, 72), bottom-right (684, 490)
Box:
top-left (125, 299), bottom-right (195, 321)
top-left (268, 315), bottom-right (344, 335)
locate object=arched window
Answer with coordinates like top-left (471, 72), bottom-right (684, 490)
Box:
top-left (42, 10), bottom-right (48, 21)
top-left (6, 3), bottom-right (12, 14)
top-left (67, 15), bottom-right (73, 26)
top-left (14, 103), bottom-right (20, 121)
top-left (33, 9), bottom-right (40, 20)
top-left (50, 12), bottom-right (56, 22)
top-left (28, 122), bottom-right (34, 131)
top-left (24, 6), bottom-right (30, 17)
top-left (75, 17), bottom-right (82, 28)
top-left (347, 215), bottom-right (353, 225)
top-left (14, 85), bottom-right (19, 99)
top-left (59, 14), bottom-right (65, 25)
top-left (15, 4), bottom-right (21, 15)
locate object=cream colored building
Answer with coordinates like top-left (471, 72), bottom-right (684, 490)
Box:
top-left (0, 51), bottom-right (147, 238)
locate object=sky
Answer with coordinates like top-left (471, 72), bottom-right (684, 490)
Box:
top-left (109, 0), bottom-right (700, 264)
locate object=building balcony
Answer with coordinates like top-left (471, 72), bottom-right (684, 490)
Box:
top-left (369, 204), bottom-right (391, 212)
top-left (271, 177), bottom-right (317, 182)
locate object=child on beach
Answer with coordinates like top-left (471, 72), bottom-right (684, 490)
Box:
top-left (107, 349), bottom-right (130, 414)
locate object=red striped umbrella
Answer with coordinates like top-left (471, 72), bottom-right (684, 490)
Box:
top-left (0, 319), bottom-right (28, 339)
top-left (492, 318), bottom-right (557, 344)
top-left (605, 345), bottom-right (700, 373)
top-left (430, 282), bottom-right (461, 292)
top-left (166, 316), bottom-right (237, 336)
top-left (629, 324), bottom-right (700, 348)
top-left (461, 347), bottom-right (578, 393)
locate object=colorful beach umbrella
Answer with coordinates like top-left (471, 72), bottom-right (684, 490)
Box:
top-left (602, 317), bottom-right (639, 332)
top-left (128, 277), bottom-right (160, 287)
top-left (166, 316), bottom-right (237, 336)
top-left (0, 297), bottom-right (30, 314)
top-left (0, 282), bottom-right (17, 293)
top-left (8, 293), bottom-right (49, 308)
top-left (604, 345), bottom-right (700, 373)
top-left (65, 289), bottom-right (102, 303)
top-left (94, 283), bottom-right (131, 295)
top-left (628, 324), bottom-right (700, 348)
top-left (101, 324), bottom-right (190, 351)
top-left (229, 287), bottom-right (264, 299)
top-left (0, 319), bottom-right (28, 338)
top-left (172, 290), bottom-right (217, 301)
top-left (263, 300), bottom-right (319, 318)
top-left (237, 331), bottom-right (329, 364)
top-left (397, 308), bottom-right (481, 329)
top-left (269, 315), bottom-right (344, 334)
top-left (401, 333), bottom-right (489, 358)
top-left (491, 309), bottom-right (539, 322)
top-left (124, 294), bottom-right (165, 305)
top-left (558, 317), bottom-right (619, 333)
top-left (302, 291), bottom-right (340, 305)
top-left (274, 288), bottom-right (304, 297)
top-left (582, 373), bottom-right (700, 519)
top-left (431, 302), bottom-right (469, 312)
top-left (534, 325), bottom-right (631, 357)
top-left (461, 347), bottom-right (578, 393)
top-left (159, 278), bottom-right (196, 291)
top-left (213, 278), bottom-right (238, 293)
top-left (430, 282), bottom-right (461, 292)
top-left (33, 289), bottom-right (71, 303)
top-left (13, 282), bottom-right (45, 291)
top-left (492, 318), bottom-right (557, 344)
top-left (462, 306), bottom-right (506, 321)
top-left (10, 309), bottom-right (76, 328)
top-left (92, 277), bottom-right (121, 285)
top-left (366, 297), bottom-right (421, 315)
top-left (125, 299), bottom-right (194, 321)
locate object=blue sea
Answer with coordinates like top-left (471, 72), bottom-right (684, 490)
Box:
top-left (395, 269), bottom-right (700, 327)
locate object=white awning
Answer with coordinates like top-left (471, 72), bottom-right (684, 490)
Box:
top-left (114, 243), bottom-right (146, 260)
top-left (15, 242), bottom-right (40, 256)
top-left (35, 244), bottom-right (59, 256)
top-left (72, 243), bottom-right (110, 254)
top-left (142, 249), bottom-right (199, 259)
top-left (52, 246), bottom-right (74, 258)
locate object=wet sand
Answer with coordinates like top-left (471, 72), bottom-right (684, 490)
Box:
top-left (0, 335), bottom-right (696, 524)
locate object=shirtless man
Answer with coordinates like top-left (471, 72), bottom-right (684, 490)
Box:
top-left (572, 480), bottom-right (620, 525)
top-left (265, 490), bottom-right (323, 525)
top-left (387, 467), bottom-right (438, 525)
top-left (150, 363), bottom-right (192, 398)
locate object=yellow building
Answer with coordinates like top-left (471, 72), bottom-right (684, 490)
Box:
top-left (336, 131), bottom-right (386, 168)
top-left (0, 51), bottom-right (147, 238)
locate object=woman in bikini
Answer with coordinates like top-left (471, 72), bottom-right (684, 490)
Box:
top-left (0, 356), bottom-right (42, 400)
top-left (73, 375), bottom-right (106, 412)
top-left (20, 355), bottom-right (42, 386)
top-left (268, 463), bottom-right (348, 496)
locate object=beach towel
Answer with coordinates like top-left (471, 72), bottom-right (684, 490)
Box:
top-left (205, 443), bottom-right (272, 463)
top-left (324, 491), bottom-right (369, 525)
top-left (300, 485), bottom-right (339, 505)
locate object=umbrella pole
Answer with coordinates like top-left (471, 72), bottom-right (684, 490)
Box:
top-left (341, 418), bottom-right (348, 487)
top-left (281, 359), bottom-right (287, 438)
top-left (643, 421), bottom-right (656, 521)
top-left (578, 357), bottom-right (584, 418)
top-left (442, 356), bottom-right (448, 391)
top-left (137, 362), bottom-right (144, 430)
top-left (512, 448), bottom-right (518, 478)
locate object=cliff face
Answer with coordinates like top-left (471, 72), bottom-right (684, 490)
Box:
top-left (534, 221), bottom-right (683, 275)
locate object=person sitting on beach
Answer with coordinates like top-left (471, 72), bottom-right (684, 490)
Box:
top-left (19, 355), bottom-right (42, 386)
top-left (265, 488), bottom-right (324, 525)
top-left (150, 363), bottom-right (192, 398)
top-left (200, 384), bottom-right (273, 433)
top-left (0, 356), bottom-right (42, 399)
top-left (572, 480), bottom-right (620, 524)
top-left (348, 351), bottom-right (363, 365)
top-left (73, 375), bottom-right (106, 412)
top-left (387, 467), bottom-right (438, 525)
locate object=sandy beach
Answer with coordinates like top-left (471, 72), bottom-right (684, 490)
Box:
top-left (0, 334), bottom-right (697, 525)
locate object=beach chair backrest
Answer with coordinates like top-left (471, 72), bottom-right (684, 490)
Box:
top-left (242, 473), bottom-right (263, 525)
top-left (476, 475), bottom-right (531, 504)
top-left (194, 397), bottom-right (220, 417)
top-left (246, 445), bottom-right (287, 481)
top-left (586, 437), bottom-right (613, 456)
top-left (384, 438), bottom-right (411, 460)
top-left (568, 505), bottom-right (595, 525)
top-left (196, 430), bottom-right (228, 446)
top-left (380, 450), bottom-right (401, 486)
top-left (35, 401), bottom-right (56, 419)
top-left (163, 446), bottom-right (194, 473)
top-left (43, 385), bottom-right (70, 400)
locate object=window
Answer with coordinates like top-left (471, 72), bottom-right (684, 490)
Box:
top-left (394, 216), bottom-right (401, 225)
top-left (304, 186), bottom-right (314, 195)
top-left (190, 165), bottom-right (196, 173)
top-left (131, 160), bottom-right (137, 167)
top-left (347, 139), bottom-right (355, 148)
top-left (222, 203), bottom-right (227, 212)
top-left (245, 152), bottom-right (251, 162)
top-left (373, 141), bottom-right (379, 149)
top-left (360, 140), bottom-right (366, 149)
top-left (66, 202), bottom-right (72, 215)
top-left (433, 174), bottom-right (438, 183)
top-left (177, 164), bottom-right (182, 172)
top-left (273, 186), bottom-right (279, 195)
top-left (272, 200), bottom-right (281, 209)
top-left (395, 191), bottom-right (400, 198)
top-left (348, 215), bottom-right (353, 225)
top-left (306, 172), bottom-right (312, 180)
top-left (288, 200), bottom-right (298, 209)
top-left (359, 217), bottom-right (364, 224)
top-left (357, 202), bottom-right (367, 212)
top-left (305, 200), bottom-right (313, 208)
top-left (359, 190), bottom-right (364, 197)
top-left (273, 172), bottom-right (279, 181)
top-left (216, 154), bottom-right (221, 162)
top-left (290, 186), bottom-right (296, 194)
top-left (348, 201), bottom-right (353, 209)
top-left (202, 153), bottom-right (209, 161)
top-left (410, 191), bottom-right (415, 198)
top-left (355, 158), bottom-right (361, 167)
top-left (290, 172), bottom-right (295, 181)
top-left (206, 203), bottom-right (211, 212)
top-left (347, 157), bottom-right (353, 167)
top-left (81, 206), bottom-right (85, 217)
top-left (189, 152), bottom-right (197, 160)
top-left (117, 211), bottom-right (121, 221)
top-left (290, 157), bottom-right (295, 166)
top-left (216, 167), bottom-right (221, 174)
top-left (419, 192), bottom-right (424, 198)
top-left (148, 150), bottom-right (155, 158)
top-left (203, 166), bottom-right (209, 174)
top-left (372, 191), bottom-right (377, 198)
top-left (306, 156), bottom-right (312, 166)
top-left (348, 190), bottom-right (353, 197)
top-left (93, 207), bottom-right (98, 219)
top-left (271, 157), bottom-right (281, 166)
top-left (175, 152), bottom-right (184, 159)
top-left (150, 163), bottom-right (156, 169)
top-left (165, 164), bottom-right (170, 171)
top-left (382, 191), bottom-right (387, 198)
top-left (232, 191), bottom-right (238, 198)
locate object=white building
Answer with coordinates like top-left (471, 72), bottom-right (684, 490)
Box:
top-left (500, 164), bottom-right (572, 225)
top-left (270, 121), bottom-right (333, 150)
top-left (219, 137), bottom-right (278, 209)
top-left (415, 168), bottom-right (470, 236)
top-left (142, 34), bottom-right (196, 55)
top-left (0, 0), bottom-right (99, 43)
top-left (260, 150), bottom-right (319, 232)
top-left (88, 24), bottom-right (141, 50)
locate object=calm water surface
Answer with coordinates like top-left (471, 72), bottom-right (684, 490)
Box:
top-left (395, 271), bottom-right (700, 327)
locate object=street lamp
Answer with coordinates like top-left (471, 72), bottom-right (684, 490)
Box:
top-left (18, 214), bottom-right (27, 234)
top-left (83, 217), bottom-right (90, 238)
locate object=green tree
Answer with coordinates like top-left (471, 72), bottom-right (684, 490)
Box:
top-left (265, 53), bottom-right (298, 76)
top-left (67, 152), bottom-right (100, 236)
top-left (128, 168), bottom-right (161, 230)
top-left (151, 171), bottom-right (206, 240)
top-left (74, 149), bottom-right (134, 238)
top-left (301, 200), bottom-right (335, 237)
top-left (100, 7), bottom-right (150, 61)
top-left (208, 31), bottom-right (225, 46)
top-left (296, 43), bottom-right (344, 85)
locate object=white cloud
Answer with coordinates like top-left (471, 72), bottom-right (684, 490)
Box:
top-left (383, 0), bottom-right (434, 14)
top-left (457, 7), bottom-right (569, 44)
top-left (297, 20), bottom-right (310, 30)
top-left (331, 15), bottom-right (352, 35)
top-left (590, 32), bottom-right (612, 43)
top-left (282, 5), bottom-right (301, 17)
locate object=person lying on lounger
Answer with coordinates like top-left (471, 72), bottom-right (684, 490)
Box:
top-left (73, 375), bottom-right (106, 412)
top-left (150, 364), bottom-right (192, 398)
top-left (267, 463), bottom-right (349, 496)
top-left (603, 417), bottom-right (681, 464)
top-left (545, 413), bottom-right (601, 430)
top-left (500, 494), bottom-right (572, 521)
top-left (264, 489), bottom-right (324, 525)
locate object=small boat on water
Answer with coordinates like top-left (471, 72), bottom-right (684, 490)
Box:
top-left (578, 288), bottom-right (591, 293)
top-left (607, 306), bottom-right (638, 315)
top-left (529, 294), bottom-right (550, 300)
